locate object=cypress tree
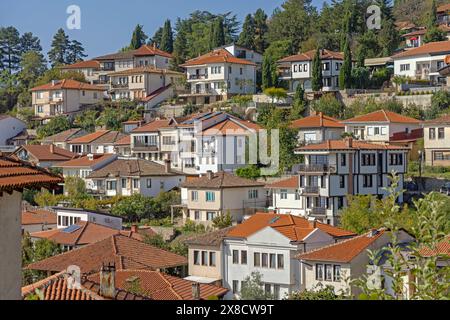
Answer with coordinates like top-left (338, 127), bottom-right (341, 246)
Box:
top-left (160, 19), bottom-right (174, 53)
top-left (130, 24), bottom-right (148, 49)
top-left (339, 38), bottom-right (352, 90)
top-left (237, 14), bottom-right (256, 50)
top-left (262, 54), bottom-right (274, 90)
top-left (311, 48), bottom-right (323, 92)
top-left (253, 9), bottom-right (268, 53)
top-left (210, 17), bottom-right (225, 49)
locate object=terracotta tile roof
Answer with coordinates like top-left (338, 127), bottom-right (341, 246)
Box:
top-left (423, 113), bottom-right (450, 125)
top-left (401, 28), bottom-right (427, 37)
top-left (342, 110), bottom-right (420, 124)
top-left (265, 176), bottom-right (299, 189)
top-left (437, 3), bottom-right (450, 13)
top-left (227, 213), bottom-right (355, 241)
top-left (108, 67), bottom-right (182, 77)
top-left (131, 119), bottom-right (174, 133)
top-left (184, 226), bottom-right (235, 246)
top-left (67, 130), bottom-right (110, 144)
top-left (133, 44), bottom-right (173, 58)
top-left (392, 41), bottom-right (450, 59)
top-left (87, 158), bottom-right (184, 179)
top-left (13, 145), bottom-right (77, 162)
top-left (27, 234), bottom-right (187, 273)
top-left (202, 118), bottom-right (261, 135)
top-left (59, 60), bottom-right (100, 70)
top-left (296, 139), bottom-right (411, 152)
top-left (92, 131), bottom-right (127, 144)
top-left (290, 112), bottom-right (344, 129)
top-left (141, 84), bottom-right (173, 102)
top-left (57, 153), bottom-right (116, 168)
top-left (181, 48), bottom-right (256, 67)
top-left (114, 135), bottom-right (131, 146)
top-left (419, 236), bottom-right (450, 257)
top-left (395, 21), bottom-right (416, 31)
top-left (278, 49), bottom-right (344, 63)
top-left (86, 270), bottom-right (228, 300)
top-left (22, 209), bottom-right (57, 226)
top-left (41, 128), bottom-right (86, 144)
top-left (0, 156), bottom-right (63, 192)
top-left (297, 229), bottom-right (386, 262)
top-left (30, 79), bottom-right (105, 92)
top-left (181, 171), bottom-right (265, 189)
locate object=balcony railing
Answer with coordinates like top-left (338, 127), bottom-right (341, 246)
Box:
top-left (298, 164), bottom-right (335, 173)
top-left (310, 207), bottom-right (327, 216)
top-left (189, 74), bottom-right (208, 80)
top-left (112, 83), bottom-right (129, 89)
top-left (302, 186), bottom-right (319, 194)
top-left (278, 69), bottom-right (292, 78)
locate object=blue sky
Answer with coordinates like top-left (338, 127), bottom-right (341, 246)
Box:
top-left (0, 0), bottom-right (330, 59)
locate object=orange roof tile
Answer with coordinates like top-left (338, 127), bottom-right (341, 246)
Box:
top-left (57, 154), bottom-right (116, 168)
top-left (423, 113), bottom-right (450, 125)
top-left (133, 44), bottom-right (173, 58)
top-left (392, 41), bottom-right (450, 59)
top-left (181, 171), bottom-right (265, 189)
top-left (227, 213), bottom-right (355, 241)
top-left (131, 119), bottom-right (174, 133)
top-left (437, 3), bottom-right (450, 13)
top-left (297, 229), bottom-right (386, 262)
top-left (22, 209), bottom-right (57, 226)
top-left (0, 157), bottom-right (63, 192)
top-left (290, 112), bottom-right (344, 129)
top-left (265, 176), bottom-right (299, 189)
top-left (296, 139), bottom-right (410, 152)
top-left (27, 234), bottom-right (187, 274)
top-left (114, 135), bottom-right (131, 145)
top-left (67, 130), bottom-right (110, 144)
top-left (30, 79), bottom-right (105, 92)
top-left (420, 236), bottom-right (450, 257)
top-left (181, 48), bottom-right (256, 67)
top-left (13, 145), bottom-right (77, 162)
top-left (343, 110), bottom-right (420, 124)
top-left (202, 118), bottom-right (261, 135)
top-left (279, 49), bottom-right (344, 63)
top-left (59, 60), bottom-right (100, 70)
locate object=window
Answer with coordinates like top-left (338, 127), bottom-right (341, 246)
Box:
top-left (194, 250), bottom-right (200, 265)
top-left (206, 212), bottom-right (215, 221)
top-left (106, 180), bottom-right (117, 190)
top-left (201, 251), bottom-right (208, 266)
top-left (274, 285), bottom-right (280, 299)
top-left (323, 62), bottom-right (330, 71)
top-left (270, 254), bottom-right (276, 268)
top-left (228, 66), bottom-right (232, 74)
top-left (82, 90), bottom-right (85, 96)
top-left (378, 174), bottom-right (383, 187)
top-left (337, 196), bottom-right (344, 209)
top-left (339, 175), bottom-right (345, 188)
top-left (389, 153), bottom-right (403, 166)
top-left (232, 280), bottom-right (239, 294)
top-left (295, 190), bottom-right (300, 200)
top-left (194, 211), bottom-right (200, 220)
top-left (277, 254), bottom-right (284, 269)
top-left (261, 253), bottom-right (268, 267)
top-left (206, 191), bottom-right (215, 202)
top-left (363, 175), bottom-right (373, 188)
top-left (280, 189), bottom-right (288, 199)
top-left (361, 153), bottom-right (376, 166)
top-left (146, 179), bottom-right (152, 188)
top-left (333, 265), bottom-right (341, 281)
top-left (248, 189), bottom-right (258, 199)
top-left (400, 64), bottom-right (410, 71)
top-left (264, 284), bottom-right (272, 296)
top-left (241, 251), bottom-right (248, 265)
top-left (240, 68), bottom-right (243, 75)
top-left (163, 136), bottom-right (175, 145)
top-left (209, 252), bottom-right (216, 266)
top-left (254, 252), bottom-right (261, 267)
top-left (304, 64), bottom-right (308, 72)
top-left (133, 178), bottom-right (139, 189)
top-left (429, 128), bottom-right (436, 139)
top-left (121, 178), bottom-right (127, 189)
top-left (316, 264), bottom-right (324, 280)
top-left (232, 250), bottom-right (239, 264)
top-left (191, 191), bottom-right (198, 201)
top-left (37, 105), bottom-right (43, 113)
top-left (341, 154), bottom-right (346, 166)
top-left (438, 127), bottom-right (445, 139)
top-left (94, 92), bottom-right (98, 99)
top-left (374, 127), bottom-right (380, 135)
top-left (325, 264), bottom-right (333, 281)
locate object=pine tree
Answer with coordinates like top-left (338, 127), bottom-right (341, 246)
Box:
top-left (424, 0), bottom-right (446, 43)
top-left (171, 23), bottom-right (188, 71)
top-left (151, 27), bottom-right (163, 48)
top-left (48, 28), bottom-right (69, 67)
top-left (254, 9), bottom-right (268, 53)
top-left (339, 38), bottom-right (352, 90)
top-left (0, 26), bottom-right (22, 73)
top-left (311, 48), bottom-right (323, 92)
top-left (340, 5), bottom-right (352, 52)
top-left (20, 32), bottom-right (42, 53)
top-left (66, 40), bottom-right (87, 64)
top-left (210, 17), bottom-right (225, 49)
top-left (237, 14), bottom-right (255, 50)
top-left (377, 0), bottom-right (399, 56)
top-left (160, 20), bottom-right (174, 53)
top-left (130, 24), bottom-right (148, 49)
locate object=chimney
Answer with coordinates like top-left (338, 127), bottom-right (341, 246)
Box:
top-left (192, 282), bottom-right (200, 300)
top-left (99, 263), bottom-right (116, 299)
top-left (206, 170), bottom-right (214, 180)
top-left (131, 225), bottom-right (138, 233)
top-left (345, 137), bottom-right (353, 148)
top-left (87, 153), bottom-right (94, 161)
top-left (51, 80), bottom-right (57, 86)
top-left (153, 42), bottom-right (156, 50)
top-left (367, 229), bottom-right (379, 238)
top-left (308, 217), bottom-right (316, 229)
top-left (49, 144), bottom-right (55, 154)
top-left (164, 159), bottom-right (171, 173)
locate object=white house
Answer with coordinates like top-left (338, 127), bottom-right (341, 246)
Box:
top-left (265, 176), bottom-right (302, 215)
top-left (223, 213), bottom-right (356, 300)
top-left (278, 49), bottom-right (345, 92)
top-left (180, 48), bottom-right (257, 104)
top-left (52, 206), bottom-right (123, 230)
top-left (392, 40), bottom-right (450, 85)
top-left (294, 138), bottom-right (410, 225)
top-left (67, 130), bottom-right (127, 155)
top-left (220, 44), bottom-right (263, 67)
top-left (0, 115), bottom-right (27, 153)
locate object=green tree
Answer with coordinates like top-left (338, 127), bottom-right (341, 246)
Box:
top-left (426, 90), bottom-right (450, 119)
top-left (150, 27), bottom-right (163, 48)
top-left (34, 68), bottom-right (86, 86)
top-left (253, 9), bottom-right (268, 53)
top-left (33, 238), bottom-right (62, 262)
top-left (311, 48), bottom-right (323, 91)
top-left (423, 1), bottom-right (446, 44)
top-left (36, 116), bottom-right (71, 138)
top-left (236, 165), bottom-right (261, 180)
top-left (289, 84), bottom-right (306, 120)
top-left (20, 32), bottom-right (42, 53)
top-left (311, 94), bottom-right (344, 119)
top-left (287, 284), bottom-right (343, 300)
top-left (339, 37), bottom-right (352, 90)
top-left (48, 28), bottom-right (70, 67)
top-left (130, 24), bottom-right (148, 49)
top-left (171, 19), bottom-right (189, 70)
top-left (237, 14), bottom-right (256, 50)
top-left (212, 213), bottom-right (233, 229)
top-left (66, 40), bottom-right (87, 64)
top-left (377, 0), bottom-right (399, 56)
top-left (210, 17), bottom-right (225, 49)
top-left (74, 110), bottom-right (98, 132)
top-left (160, 20), bottom-right (174, 53)
top-left (34, 189), bottom-right (61, 207)
top-left (0, 26), bottom-right (22, 73)
top-left (339, 195), bottom-right (380, 234)
top-left (240, 271), bottom-right (272, 300)
top-left (351, 67), bottom-right (370, 89)
top-left (111, 193), bottom-right (154, 222)
top-left (262, 55), bottom-right (275, 90)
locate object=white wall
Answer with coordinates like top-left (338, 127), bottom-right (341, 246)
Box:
top-left (0, 117), bottom-right (26, 146)
top-left (55, 208), bottom-right (123, 230)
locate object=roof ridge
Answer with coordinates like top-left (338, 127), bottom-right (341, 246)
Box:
top-left (72, 221), bottom-right (89, 245)
top-left (159, 273), bottom-right (185, 300)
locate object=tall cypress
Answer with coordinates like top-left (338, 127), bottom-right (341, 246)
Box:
top-left (130, 24), bottom-right (148, 49)
top-left (253, 9), bottom-right (268, 53)
top-left (311, 48), bottom-right (323, 92)
top-left (160, 20), bottom-right (174, 53)
top-left (339, 38), bottom-right (352, 90)
top-left (262, 54), bottom-right (274, 90)
top-left (237, 14), bottom-right (256, 50)
top-left (210, 17), bottom-right (225, 49)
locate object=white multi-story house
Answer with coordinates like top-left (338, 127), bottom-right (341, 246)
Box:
top-left (422, 114), bottom-right (450, 166)
top-left (87, 158), bottom-right (185, 197)
top-left (294, 138), bottom-right (410, 225)
top-left (52, 206), bottom-right (123, 230)
top-left (290, 111), bottom-right (344, 145)
top-left (67, 130), bottom-right (127, 155)
top-left (265, 176), bottom-right (302, 215)
top-left (180, 48), bottom-right (257, 104)
top-left (30, 79), bottom-right (105, 123)
top-left (392, 40), bottom-right (450, 85)
top-left (59, 60), bottom-right (103, 85)
top-left (219, 44), bottom-right (263, 67)
top-left (223, 213), bottom-right (355, 299)
top-left (278, 49), bottom-right (345, 92)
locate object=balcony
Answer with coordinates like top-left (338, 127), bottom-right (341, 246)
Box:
top-left (189, 74), bottom-right (208, 80)
top-left (132, 142), bottom-right (158, 152)
top-left (310, 207), bottom-right (327, 216)
top-left (49, 96), bottom-right (63, 103)
top-left (278, 69), bottom-right (292, 78)
top-left (111, 83), bottom-right (129, 89)
top-left (302, 186), bottom-right (319, 195)
top-left (298, 164), bottom-right (335, 174)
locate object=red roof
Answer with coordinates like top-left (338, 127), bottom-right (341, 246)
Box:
top-left (114, 135), bottom-right (131, 146)
top-left (437, 3), bottom-right (450, 13)
top-left (279, 49), bottom-right (344, 63)
top-left (181, 48), bottom-right (256, 67)
top-left (423, 114), bottom-right (450, 125)
top-left (393, 41), bottom-right (450, 59)
top-left (202, 118), bottom-right (261, 135)
top-left (30, 79), bottom-right (105, 92)
top-left (227, 213), bottom-right (355, 241)
top-left (420, 236), bottom-right (450, 257)
top-left (297, 229), bottom-right (386, 262)
top-left (296, 139), bottom-right (410, 152)
top-left (13, 145), bottom-right (77, 162)
top-left (265, 176), bottom-right (299, 189)
top-left (290, 112), bottom-right (344, 129)
top-left (131, 119), bottom-right (173, 133)
top-left (57, 154), bottom-right (116, 168)
top-left (60, 60), bottom-right (100, 70)
top-left (343, 110), bottom-right (420, 124)
top-left (0, 157), bottom-right (63, 192)
top-left (67, 130), bottom-right (110, 144)
top-left (133, 44), bottom-right (173, 58)
top-left (22, 209), bottom-right (57, 226)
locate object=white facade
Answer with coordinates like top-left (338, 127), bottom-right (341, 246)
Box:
top-left (0, 116), bottom-right (26, 148)
top-left (344, 122), bottom-right (421, 143)
top-left (53, 207), bottom-right (123, 230)
top-left (393, 53), bottom-right (449, 85)
top-left (269, 187), bottom-right (303, 216)
top-left (222, 44), bottom-right (263, 66)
